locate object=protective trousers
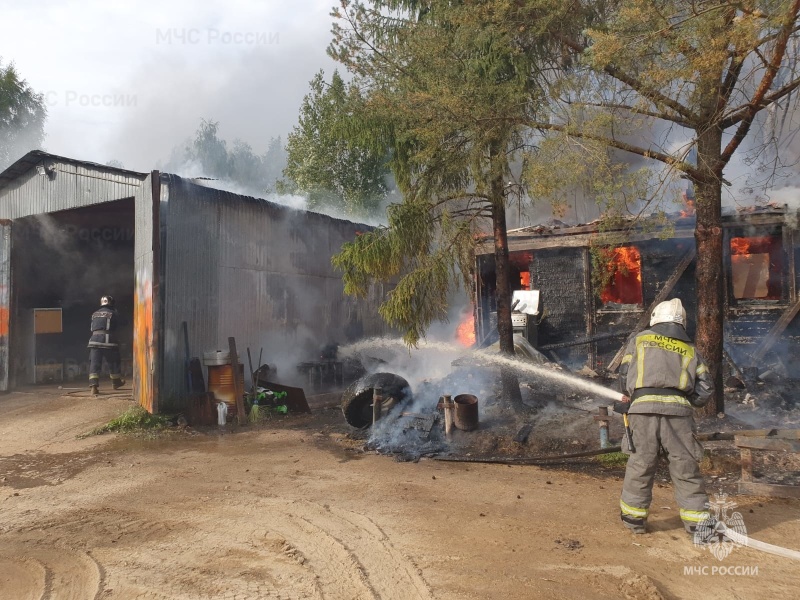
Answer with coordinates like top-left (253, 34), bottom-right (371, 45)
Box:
top-left (620, 414), bottom-right (709, 532)
top-left (89, 347), bottom-right (122, 384)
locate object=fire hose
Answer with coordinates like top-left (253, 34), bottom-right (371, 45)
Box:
top-left (716, 522), bottom-right (800, 561)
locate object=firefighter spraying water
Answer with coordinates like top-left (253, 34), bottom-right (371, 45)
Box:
top-left (614, 298), bottom-right (715, 537)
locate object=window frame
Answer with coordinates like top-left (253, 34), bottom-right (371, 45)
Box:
top-left (725, 225), bottom-right (790, 307)
top-left (596, 244), bottom-right (645, 311)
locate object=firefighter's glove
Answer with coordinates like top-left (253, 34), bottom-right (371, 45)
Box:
top-left (613, 398), bottom-right (631, 415)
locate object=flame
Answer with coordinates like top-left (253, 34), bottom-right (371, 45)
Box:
top-left (520, 271), bottom-right (531, 289)
top-left (600, 246), bottom-right (643, 304)
top-left (680, 199), bottom-right (695, 218)
top-left (456, 310), bottom-right (476, 347)
top-left (730, 236), bottom-right (780, 300)
top-left (731, 237), bottom-right (749, 254)
top-left (730, 236), bottom-right (775, 255)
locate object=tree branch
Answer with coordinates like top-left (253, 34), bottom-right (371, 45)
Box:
top-left (527, 120), bottom-right (701, 180)
top-left (720, 76), bottom-right (800, 128)
top-left (556, 34), bottom-right (694, 120)
top-left (564, 100), bottom-right (691, 126)
top-left (719, 0), bottom-right (800, 166)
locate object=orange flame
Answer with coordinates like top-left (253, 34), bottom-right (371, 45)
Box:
top-left (600, 246), bottom-right (643, 304)
top-left (520, 271), bottom-right (531, 290)
top-left (456, 310), bottom-right (476, 347)
top-left (680, 199), bottom-right (695, 218)
top-left (730, 236), bottom-right (780, 300)
top-left (731, 237), bottom-right (749, 254)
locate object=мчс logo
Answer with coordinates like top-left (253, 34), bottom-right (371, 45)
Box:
top-left (694, 492), bottom-right (748, 561)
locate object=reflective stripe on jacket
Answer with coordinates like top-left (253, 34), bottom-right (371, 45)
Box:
top-left (88, 307), bottom-right (119, 348)
top-left (619, 323), bottom-right (713, 416)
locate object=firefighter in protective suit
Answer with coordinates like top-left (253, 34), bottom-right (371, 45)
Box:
top-left (88, 295), bottom-right (125, 395)
top-left (615, 298), bottom-right (714, 535)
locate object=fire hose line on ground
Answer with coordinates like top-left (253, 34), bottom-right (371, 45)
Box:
top-left (432, 453), bottom-right (800, 561)
top-left (719, 524), bottom-right (800, 561)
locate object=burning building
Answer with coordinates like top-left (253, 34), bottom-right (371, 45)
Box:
top-left (473, 204), bottom-right (800, 376)
top-left (0, 151), bottom-right (390, 412)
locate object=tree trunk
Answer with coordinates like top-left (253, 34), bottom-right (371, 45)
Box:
top-left (490, 159), bottom-right (523, 411)
top-left (693, 127), bottom-right (725, 417)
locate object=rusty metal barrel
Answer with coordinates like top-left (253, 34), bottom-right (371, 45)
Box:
top-left (204, 351), bottom-right (245, 417)
top-left (453, 394), bottom-right (479, 431)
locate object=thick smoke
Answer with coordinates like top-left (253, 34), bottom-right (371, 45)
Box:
top-left (21, 212), bottom-right (133, 308)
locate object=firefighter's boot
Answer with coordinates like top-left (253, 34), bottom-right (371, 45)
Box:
top-left (112, 377), bottom-right (126, 390)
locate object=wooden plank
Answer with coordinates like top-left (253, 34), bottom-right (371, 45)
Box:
top-left (682, 429), bottom-right (792, 442)
top-left (740, 448), bottom-right (753, 483)
top-left (607, 245), bottom-right (697, 371)
top-left (734, 436), bottom-right (800, 452)
top-left (738, 481), bottom-right (800, 500)
top-left (583, 248), bottom-right (597, 369)
top-left (433, 446), bottom-right (623, 465)
top-left (477, 228), bottom-right (696, 254)
top-left (228, 337), bottom-right (247, 426)
top-left (784, 227), bottom-right (796, 303)
top-left (749, 298), bottom-right (800, 363)
top-left (479, 213), bottom-right (787, 256)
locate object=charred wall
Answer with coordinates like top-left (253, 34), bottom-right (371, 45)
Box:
top-left (724, 224), bottom-right (800, 376)
top-left (531, 248), bottom-right (588, 364)
top-left (594, 239), bottom-right (697, 370)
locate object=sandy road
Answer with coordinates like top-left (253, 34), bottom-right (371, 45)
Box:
top-left (1, 388), bottom-right (799, 599)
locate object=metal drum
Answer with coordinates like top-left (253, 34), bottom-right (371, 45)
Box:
top-left (453, 394), bottom-right (479, 431)
top-left (207, 363), bottom-right (245, 416)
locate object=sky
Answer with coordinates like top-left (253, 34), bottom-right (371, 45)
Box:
top-left (0, 0), bottom-right (340, 172)
top-left (2, 1), bottom-right (799, 209)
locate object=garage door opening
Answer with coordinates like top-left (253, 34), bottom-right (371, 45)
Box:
top-left (10, 198), bottom-right (135, 386)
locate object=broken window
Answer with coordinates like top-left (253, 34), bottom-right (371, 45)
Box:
top-left (599, 246), bottom-right (643, 306)
top-left (730, 234), bottom-right (783, 301)
top-left (509, 251), bottom-right (533, 290)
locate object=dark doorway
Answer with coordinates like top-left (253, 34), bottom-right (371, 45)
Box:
top-left (10, 198), bottom-right (135, 385)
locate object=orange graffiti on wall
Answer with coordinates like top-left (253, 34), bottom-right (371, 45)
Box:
top-left (134, 268), bottom-right (154, 412)
top-left (0, 307), bottom-right (8, 338)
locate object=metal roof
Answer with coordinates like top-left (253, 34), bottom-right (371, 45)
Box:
top-left (0, 150), bottom-right (147, 192)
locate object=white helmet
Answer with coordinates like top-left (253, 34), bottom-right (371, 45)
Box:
top-left (650, 298), bottom-right (686, 327)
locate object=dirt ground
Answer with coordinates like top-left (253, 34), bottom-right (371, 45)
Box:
top-left (1, 387), bottom-right (799, 600)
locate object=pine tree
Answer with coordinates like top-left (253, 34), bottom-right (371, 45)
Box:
top-left (0, 59), bottom-right (46, 170)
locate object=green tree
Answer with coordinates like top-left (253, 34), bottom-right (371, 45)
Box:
top-left (0, 59), bottom-right (46, 170)
top-left (281, 70), bottom-right (389, 218)
top-left (329, 2), bottom-right (542, 409)
top-left (192, 119), bottom-right (231, 179)
top-left (509, 0), bottom-right (800, 414)
top-left (163, 119), bottom-right (287, 194)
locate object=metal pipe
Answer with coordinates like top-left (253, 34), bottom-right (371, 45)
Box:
top-left (372, 387), bottom-right (384, 425)
top-left (595, 406), bottom-right (610, 448)
top-left (442, 395), bottom-right (454, 439)
top-left (433, 446), bottom-right (623, 465)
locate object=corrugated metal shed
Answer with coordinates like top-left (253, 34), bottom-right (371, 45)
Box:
top-left (158, 176), bottom-right (388, 408)
top-left (0, 151), bottom-right (389, 412)
top-left (0, 151), bottom-right (147, 217)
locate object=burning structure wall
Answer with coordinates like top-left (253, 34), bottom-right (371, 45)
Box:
top-left (474, 206), bottom-right (800, 375)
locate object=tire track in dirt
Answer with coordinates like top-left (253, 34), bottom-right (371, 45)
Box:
top-left (0, 556), bottom-right (45, 600)
top-left (253, 499), bottom-right (434, 600)
top-left (2, 498), bottom-right (435, 599)
top-left (0, 545), bottom-right (102, 600)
